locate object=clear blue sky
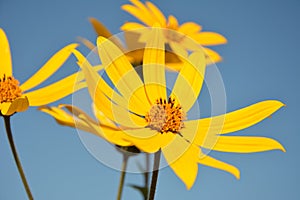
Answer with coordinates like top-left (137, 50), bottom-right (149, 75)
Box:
top-left (0, 0), bottom-right (299, 199)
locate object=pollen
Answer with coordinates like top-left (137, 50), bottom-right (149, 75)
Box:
top-left (145, 97), bottom-right (186, 134)
top-left (0, 75), bottom-right (22, 103)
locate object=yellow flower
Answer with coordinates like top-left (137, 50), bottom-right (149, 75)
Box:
top-left (121, 0), bottom-right (227, 64)
top-left (41, 28), bottom-right (285, 189)
top-left (0, 28), bottom-right (83, 116)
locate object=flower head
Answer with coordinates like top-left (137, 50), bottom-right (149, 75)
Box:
top-left (0, 28), bottom-right (83, 116)
top-left (42, 28), bottom-right (285, 189)
top-left (121, 0), bottom-right (227, 64)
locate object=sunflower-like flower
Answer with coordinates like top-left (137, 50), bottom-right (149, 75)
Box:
top-left (0, 28), bottom-right (84, 116)
top-left (41, 28), bottom-right (285, 189)
top-left (121, 0), bottom-right (227, 64)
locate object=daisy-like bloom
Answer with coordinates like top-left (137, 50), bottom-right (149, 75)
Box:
top-left (121, 0), bottom-right (227, 64)
top-left (0, 28), bottom-right (84, 116)
top-left (41, 28), bottom-right (285, 189)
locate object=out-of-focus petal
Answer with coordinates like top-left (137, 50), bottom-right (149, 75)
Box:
top-left (191, 32), bottom-right (227, 46)
top-left (178, 22), bottom-right (202, 35)
top-left (145, 1), bottom-right (167, 26)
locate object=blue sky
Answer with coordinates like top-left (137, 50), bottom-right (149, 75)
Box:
top-left (0, 0), bottom-right (299, 199)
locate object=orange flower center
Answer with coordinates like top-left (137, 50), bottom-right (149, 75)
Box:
top-left (0, 75), bottom-right (22, 103)
top-left (145, 97), bottom-right (185, 134)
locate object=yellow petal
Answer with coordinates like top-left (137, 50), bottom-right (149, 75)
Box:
top-left (171, 51), bottom-right (206, 112)
top-left (178, 22), bottom-right (202, 35)
top-left (74, 49), bottom-right (146, 128)
top-left (182, 120), bottom-right (220, 154)
top-left (121, 2), bottom-right (153, 26)
top-left (92, 104), bottom-right (118, 129)
top-left (209, 136), bottom-right (285, 153)
top-left (20, 43), bottom-right (78, 91)
top-left (0, 28), bottom-right (12, 77)
top-left (0, 97), bottom-right (29, 116)
top-left (77, 36), bottom-right (96, 50)
top-left (191, 32), bottom-right (227, 46)
top-left (162, 137), bottom-right (199, 189)
top-left (167, 15), bottom-right (179, 29)
top-left (97, 37), bottom-right (150, 109)
top-left (80, 122), bottom-right (136, 147)
top-left (121, 22), bottom-right (146, 31)
top-left (145, 1), bottom-right (167, 26)
top-left (143, 27), bottom-right (167, 103)
top-left (89, 17), bottom-right (125, 50)
top-left (122, 129), bottom-right (176, 153)
top-left (25, 72), bottom-right (86, 106)
top-left (39, 105), bottom-right (103, 137)
top-left (198, 154), bottom-right (240, 179)
top-left (89, 17), bottom-right (113, 38)
top-left (204, 47), bottom-right (222, 64)
top-left (200, 100), bottom-right (285, 135)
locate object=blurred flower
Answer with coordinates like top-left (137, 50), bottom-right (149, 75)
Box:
top-left (0, 28), bottom-right (84, 116)
top-left (42, 29), bottom-right (285, 189)
top-left (121, 0), bottom-right (227, 64)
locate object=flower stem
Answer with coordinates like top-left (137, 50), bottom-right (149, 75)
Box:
top-left (116, 155), bottom-right (129, 200)
top-left (3, 116), bottom-right (33, 200)
top-left (148, 151), bottom-right (161, 200)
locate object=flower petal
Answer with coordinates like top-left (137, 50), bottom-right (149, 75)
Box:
top-left (0, 97), bottom-right (29, 116)
top-left (204, 47), bottom-right (222, 64)
top-left (20, 43), bottom-right (78, 91)
top-left (38, 105), bottom-right (98, 134)
top-left (178, 22), bottom-right (202, 35)
top-left (145, 1), bottom-right (167, 26)
top-left (121, 129), bottom-right (176, 153)
top-left (208, 136), bottom-right (285, 153)
top-left (191, 32), bottom-right (227, 46)
top-left (121, 22), bottom-right (146, 31)
top-left (198, 154), bottom-right (240, 179)
top-left (200, 100), bottom-right (285, 135)
top-left (74, 49), bottom-right (146, 128)
top-left (24, 72), bottom-right (86, 106)
top-left (167, 15), bottom-right (179, 29)
top-left (97, 36), bottom-right (149, 108)
top-left (0, 28), bottom-right (12, 77)
top-left (89, 17), bottom-right (113, 38)
top-left (89, 18), bottom-right (125, 50)
top-left (162, 137), bottom-right (199, 189)
top-left (77, 37), bottom-right (96, 50)
top-left (171, 50), bottom-right (206, 112)
top-left (143, 26), bottom-right (167, 103)
top-left (121, 2), bottom-right (153, 26)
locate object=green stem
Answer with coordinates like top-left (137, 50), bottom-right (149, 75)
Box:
top-left (3, 116), bottom-right (33, 200)
top-left (116, 155), bottom-right (129, 200)
top-left (148, 151), bottom-right (161, 200)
